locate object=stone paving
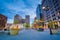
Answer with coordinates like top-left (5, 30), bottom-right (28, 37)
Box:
top-left (0, 29), bottom-right (60, 40)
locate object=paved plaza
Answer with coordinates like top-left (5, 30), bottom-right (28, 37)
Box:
top-left (0, 29), bottom-right (60, 40)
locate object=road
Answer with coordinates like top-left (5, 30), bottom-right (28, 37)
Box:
top-left (0, 29), bottom-right (60, 40)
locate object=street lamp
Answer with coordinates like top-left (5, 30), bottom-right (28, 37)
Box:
top-left (42, 6), bottom-right (46, 10)
top-left (42, 6), bottom-right (50, 11)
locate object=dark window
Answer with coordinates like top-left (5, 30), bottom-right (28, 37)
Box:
top-left (52, 14), bottom-right (55, 17)
top-left (59, 11), bottom-right (60, 13)
top-left (59, 21), bottom-right (60, 23)
top-left (53, 18), bottom-right (56, 20)
top-left (55, 4), bottom-right (59, 8)
top-left (58, 11), bottom-right (60, 15)
top-left (58, 16), bottom-right (60, 19)
top-left (53, 0), bottom-right (58, 5)
top-left (57, 7), bottom-right (60, 10)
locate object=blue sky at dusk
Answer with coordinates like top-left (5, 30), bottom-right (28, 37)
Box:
top-left (0, 0), bottom-right (42, 24)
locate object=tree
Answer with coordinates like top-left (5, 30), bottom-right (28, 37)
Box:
top-left (24, 23), bottom-right (30, 28)
top-left (14, 20), bottom-right (19, 24)
top-left (49, 20), bottom-right (53, 35)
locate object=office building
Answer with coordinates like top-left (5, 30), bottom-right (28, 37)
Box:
top-left (14, 14), bottom-right (23, 24)
top-left (25, 15), bottom-right (30, 24)
top-left (36, 4), bottom-right (43, 20)
top-left (14, 14), bottom-right (30, 24)
top-left (42, 0), bottom-right (60, 27)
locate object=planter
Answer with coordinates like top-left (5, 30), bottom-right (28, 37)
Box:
top-left (10, 29), bottom-right (19, 35)
top-left (37, 28), bottom-right (44, 32)
top-left (38, 30), bottom-right (43, 32)
top-left (52, 29), bottom-right (58, 34)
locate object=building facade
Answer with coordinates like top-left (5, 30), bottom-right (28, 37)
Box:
top-left (36, 4), bottom-right (42, 20)
top-left (42, 0), bottom-right (60, 27)
top-left (14, 14), bottom-right (30, 25)
top-left (25, 15), bottom-right (30, 24)
top-left (14, 14), bottom-right (23, 24)
top-left (0, 14), bottom-right (7, 30)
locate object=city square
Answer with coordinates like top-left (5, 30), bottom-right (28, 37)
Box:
top-left (0, 29), bottom-right (60, 40)
top-left (0, 0), bottom-right (60, 40)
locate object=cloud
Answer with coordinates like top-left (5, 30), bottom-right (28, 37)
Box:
top-left (24, 9), bottom-right (36, 19)
top-left (0, 0), bottom-right (42, 24)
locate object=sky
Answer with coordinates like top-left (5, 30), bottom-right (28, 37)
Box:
top-left (0, 0), bottom-right (42, 25)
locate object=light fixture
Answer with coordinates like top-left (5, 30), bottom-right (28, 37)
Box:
top-left (42, 6), bottom-right (46, 10)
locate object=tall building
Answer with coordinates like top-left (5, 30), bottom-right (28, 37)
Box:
top-left (36, 4), bottom-right (43, 20)
top-left (0, 14), bottom-right (7, 30)
top-left (14, 14), bottom-right (23, 24)
top-left (14, 14), bottom-right (30, 27)
top-left (14, 14), bottom-right (25, 29)
top-left (42, 0), bottom-right (60, 27)
top-left (25, 15), bottom-right (30, 24)
top-left (14, 14), bottom-right (30, 24)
